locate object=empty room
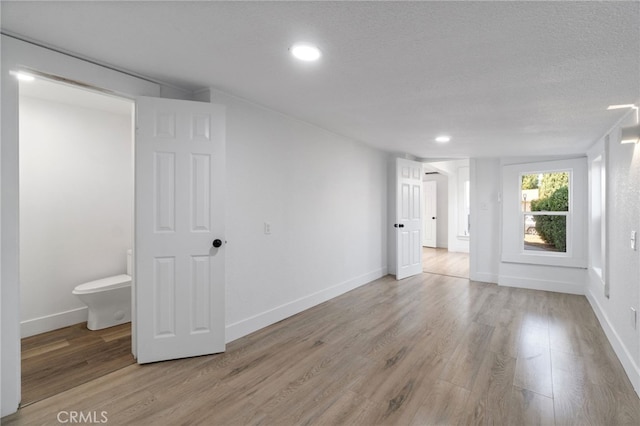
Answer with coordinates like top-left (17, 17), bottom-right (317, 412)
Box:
top-left (1, 1), bottom-right (639, 425)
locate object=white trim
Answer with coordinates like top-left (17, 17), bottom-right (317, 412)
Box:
top-left (471, 272), bottom-right (498, 284)
top-left (498, 274), bottom-right (584, 295)
top-left (1, 31), bottom-right (190, 96)
top-left (225, 268), bottom-right (387, 343)
top-left (20, 307), bottom-right (88, 338)
top-left (586, 289), bottom-right (640, 397)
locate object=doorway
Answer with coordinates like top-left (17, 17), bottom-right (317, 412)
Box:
top-left (18, 77), bottom-right (135, 405)
top-left (421, 160), bottom-right (470, 278)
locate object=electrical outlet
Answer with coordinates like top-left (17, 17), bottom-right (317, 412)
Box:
top-left (632, 307), bottom-right (637, 330)
top-left (264, 222), bottom-right (271, 235)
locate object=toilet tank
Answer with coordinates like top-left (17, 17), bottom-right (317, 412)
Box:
top-left (127, 249), bottom-right (132, 276)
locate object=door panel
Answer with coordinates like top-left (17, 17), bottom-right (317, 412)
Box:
top-left (396, 158), bottom-right (423, 279)
top-left (135, 96), bottom-right (225, 363)
top-left (424, 180), bottom-right (437, 247)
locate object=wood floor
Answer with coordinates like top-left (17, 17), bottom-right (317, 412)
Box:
top-left (423, 247), bottom-right (469, 278)
top-left (5, 273), bottom-right (640, 425)
top-left (20, 322), bottom-right (134, 406)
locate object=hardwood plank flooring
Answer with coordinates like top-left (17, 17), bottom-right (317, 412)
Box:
top-left (20, 322), bottom-right (134, 407)
top-left (4, 274), bottom-right (640, 425)
top-left (423, 247), bottom-right (469, 278)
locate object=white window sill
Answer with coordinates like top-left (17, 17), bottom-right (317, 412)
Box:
top-left (502, 253), bottom-right (587, 268)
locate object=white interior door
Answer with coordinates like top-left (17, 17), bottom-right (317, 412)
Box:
top-left (395, 158), bottom-right (423, 279)
top-left (135, 96), bottom-right (225, 364)
top-left (423, 180), bottom-right (437, 248)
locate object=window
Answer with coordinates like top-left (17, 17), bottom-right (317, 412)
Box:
top-left (502, 158), bottom-right (587, 268)
top-left (521, 171), bottom-right (569, 253)
top-left (589, 153), bottom-right (607, 293)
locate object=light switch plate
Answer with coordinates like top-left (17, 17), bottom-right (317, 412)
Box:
top-left (632, 230), bottom-right (637, 251)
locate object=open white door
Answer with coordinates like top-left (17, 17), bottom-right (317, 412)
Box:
top-left (395, 158), bottom-right (423, 279)
top-left (423, 180), bottom-right (437, 248)
top-left (135, 97), bottom-right (225, 363)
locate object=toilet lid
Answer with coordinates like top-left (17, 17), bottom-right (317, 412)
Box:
top-left (72, 274), bottom-right (131, 295)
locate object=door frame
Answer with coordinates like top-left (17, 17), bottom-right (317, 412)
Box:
top-left (1, 35), bottom-right (160, 416)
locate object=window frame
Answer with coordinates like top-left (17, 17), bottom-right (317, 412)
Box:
top-left (520, 169), bottom-right (572, 256)
top-left (501, 158), bottom-right (588, 268)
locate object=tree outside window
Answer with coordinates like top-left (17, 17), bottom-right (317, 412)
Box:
top-left (521, 171), bottom-right (569, 252)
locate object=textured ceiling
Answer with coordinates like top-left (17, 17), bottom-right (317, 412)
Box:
top-left (2, 1), bottom-right (639, 158)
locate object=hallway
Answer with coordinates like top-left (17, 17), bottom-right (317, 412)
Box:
top-left (423, 247), bottom-right (469, 279)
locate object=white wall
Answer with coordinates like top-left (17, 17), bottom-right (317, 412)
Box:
top-left (471, 156), bottom-right (588, 291)
top-left (207, 89), bottom-right (389, 341)
top-left (586, 111), bottom-right (640, 394)
top-left (1, 32), bottom-right (4, 419)
top-left (423, 173), bottom-right (448, 248)
top-left (469, 158), bottom-right (500, 283)
top-left (18, 95), bottom-right (133, 337)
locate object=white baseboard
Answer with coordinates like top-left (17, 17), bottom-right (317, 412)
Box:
top-left (21, 307), bottom-right (88, 338)
top-left (448, 246), bottom-right (470, 254)
top-left (498, 274), bottom-right (584, 295)
top-left (586, 289), bottom-right (640, 397)
top-left (471, 272), bottom-right (498, 284)
top-left (225, 267), bottom-right (387, 343)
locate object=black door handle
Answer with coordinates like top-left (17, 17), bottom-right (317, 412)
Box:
top-left (432, 217), bottom-right (436, 219)
top-left (212, 239), bottom-right (223, 248)
top-left (394, 224), bottom-right (405, 228)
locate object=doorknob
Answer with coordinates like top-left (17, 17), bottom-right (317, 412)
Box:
top-left (212, 239), bottom-right (223, 248)
top-left (394, 224), bottom-right (405, 228)
top-left (432, 217), bottom-right (437, 219)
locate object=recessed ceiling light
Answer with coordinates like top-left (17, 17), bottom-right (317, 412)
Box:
top-left (435, 135), bottom-right (451, 143)
top-left (290, 43), bottom-right (322, 62)
top-left (14, 72), bottom-right (35, 82)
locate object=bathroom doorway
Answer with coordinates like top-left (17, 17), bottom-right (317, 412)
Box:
top-left (18, 77), bottom-right (135, 405)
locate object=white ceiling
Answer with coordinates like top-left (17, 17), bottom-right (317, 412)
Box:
top-left (2, 1), bottom-right (639, 158)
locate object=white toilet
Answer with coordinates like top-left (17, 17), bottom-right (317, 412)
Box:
top-left (72, 250), bottom-right (132, 330)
